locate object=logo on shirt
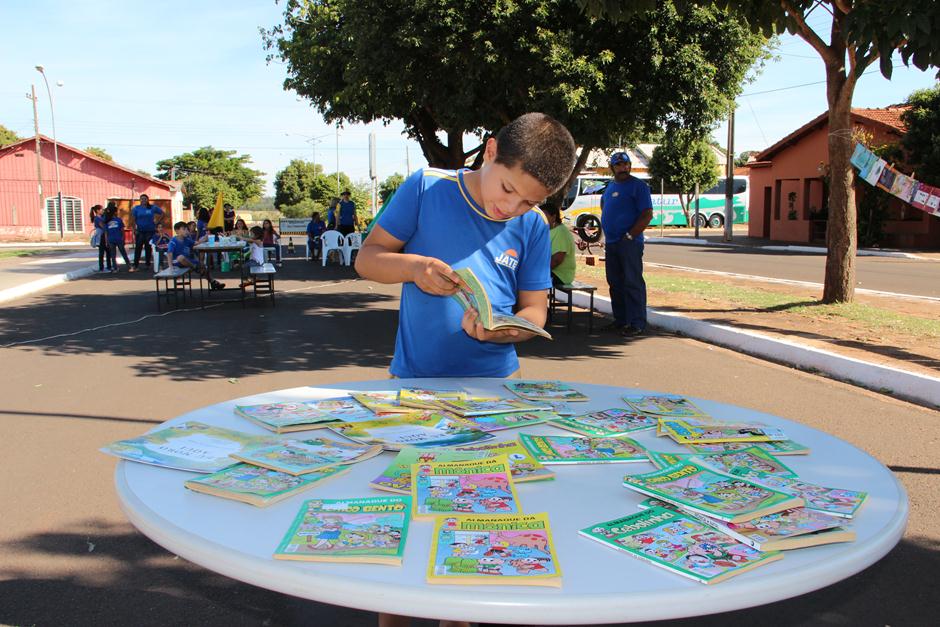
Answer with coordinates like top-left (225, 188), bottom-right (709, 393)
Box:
top-left (494, 248), bottom-right (519, 271)
top-left (612, 191), bottom-right (620, 197)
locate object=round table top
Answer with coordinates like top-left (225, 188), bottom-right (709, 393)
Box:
top-left (114, 379), bottom-right (908, 624)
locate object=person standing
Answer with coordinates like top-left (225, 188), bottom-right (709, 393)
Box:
top-left (222, 203), bottom-right (236, 233)
top-left (600, 151), bottom-right (653, 336)
top-left (337, 190), bottom-right (357, 236)
top-left (90, 204), bottom-right (111, 272)
top-left (104, 202), bottom-right (131, 272)
top-left (131, 194), bottom-right (164, 271)
top-left (326, 196), bottom-right (340, 230)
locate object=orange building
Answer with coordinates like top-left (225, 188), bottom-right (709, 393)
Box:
top-left (746, 106), bottom-right (940, 249)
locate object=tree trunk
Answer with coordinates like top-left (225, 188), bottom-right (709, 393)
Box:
top-left (822, 65), bottom-right (857, 303)
top-left (549, 145), bottom-right (593, 207)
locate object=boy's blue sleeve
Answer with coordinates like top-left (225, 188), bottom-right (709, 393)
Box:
top-left (516, 215), bottom-right (551, 292)
top-left (376, 169), bottom-right (424, 243)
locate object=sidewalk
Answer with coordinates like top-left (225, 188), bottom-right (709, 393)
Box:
top-left (0, 250), bottom-right (99, 304)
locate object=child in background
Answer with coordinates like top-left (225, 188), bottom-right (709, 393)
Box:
top-left (195, 208), bottom-right (210, 240)
top-left (91, 204), bottom-right (111, 272)
top-left (232, 218), bottom-right (249, 239)
top-left (150, 223), bottom-right (172, 270)
top-left (104, 202), bottom-right (131, 272)
top-left (261, 219), bottom-right (281, 266)
top-left (168, 221), bottom-right (224, 290)
top-left (238, 226), bottom-right (266, 288)
top-left (355, 112), bottom-right (576, 380)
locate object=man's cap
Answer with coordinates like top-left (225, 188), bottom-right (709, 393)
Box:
top-left (609, 151), bottom-right (631, 166)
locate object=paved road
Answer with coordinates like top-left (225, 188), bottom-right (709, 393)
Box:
top-left (644, 243), bottom-right (940, 298)
top-left (0, 262), bottom-right (937, 626)
top-left (0, 249), bottom-right (98, 293)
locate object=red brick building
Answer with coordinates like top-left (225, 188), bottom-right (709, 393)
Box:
top-left (0, 135), bottom-right (181, 241)
top-left (746, 107), bottom-right (940, 249)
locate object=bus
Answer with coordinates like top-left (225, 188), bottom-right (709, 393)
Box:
top-left (561, 175), bottom-right (749, 242)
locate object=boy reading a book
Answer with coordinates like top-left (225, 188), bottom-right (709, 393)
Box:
top-left (356, 113), bottom-right (576, 379)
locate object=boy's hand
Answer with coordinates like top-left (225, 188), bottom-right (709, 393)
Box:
top-left (461, 309), bottom-right (533, 343)
top-left (412, 257), bottom-right (461, 296)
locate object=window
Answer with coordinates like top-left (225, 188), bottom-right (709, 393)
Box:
top-left (45, 196), bottom-right (84, 233)
top-left (703, 178), bottom-right (748, 196)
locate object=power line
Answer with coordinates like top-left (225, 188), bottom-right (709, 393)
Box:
top-left (739, 64), bottom-right (902, 97)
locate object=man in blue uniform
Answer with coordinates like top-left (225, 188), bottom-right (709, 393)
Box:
top-left (337, 191), bottom-right (358, 236)
top-left (130, 194), bottom-right (164, 271)
top-left (600, 151), bottom-right (653, 336)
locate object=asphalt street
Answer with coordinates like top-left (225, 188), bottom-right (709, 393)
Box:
top-left (643, 243), bottom-right (940, 298)
top-left (0, 261), bottom-right (937, 627)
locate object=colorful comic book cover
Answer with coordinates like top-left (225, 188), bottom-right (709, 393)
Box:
top-left (230, 436), bottom-right (383, 475)
top-left (437, 397), bottom-right (552, 417)
top-left (452, 439), bottom-right (555, 483)
top-left (411, 456), bottom-right (521, 519)
top-left (427, 513), bottom-right (561, 586)
top-left (579, 507), bottom-right (782, 584)
top-left (910, 182), bottom-right (929, 211)
top-left (689, 446), bottom-right (796, 478)
top-left (635, 497), bottom-right (854, 551)
top-left (659, 419), bottom-right (788, 444)
top-left (99, 421), bottom-right (282, 473)
top-left (540, 400), bottom-right (577, 416)
top-left (519, 433), bottom-right (649, 464)
top-left (727, 468), bottom-right (868, 519)
top-left (369, 448), bottom-right (490, 494)
top-left (504, 380), bottom-right (589, 402)
top-left (184, 463), bottom-right (348, 506)
top-left (622, 395), bottom-right (709, 418)
top-left (398, 388), bottom-right (469, 410)
top-left (327, 412), bottom-right (494, 450)
top-left (273, 496), bottom-right (411, 565)
top-left (455, 410), bottom-right (555, 432)
top-left (622, 461), bottom-right (803, 523)
top-left (551, 407), bottom-right (658, 436)
top-left (684, 440), bottom-right (810, 456)
top-left (234, 401), bottom-right (338, 433)
top-left (452, 267), bottom-right (552, 339)
top-left (350, 391), bottom-right (422, 416)
top-left (304, 397), bottom-right (377, 422)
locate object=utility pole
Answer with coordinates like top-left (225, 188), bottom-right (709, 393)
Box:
top-left (369, 131), bottom-right (378, 214)
top-left (335, 122), bottom-right (340, 195)
top-left (406, 144), bottom-right (411, 175)
top-left (27, 85), bottom-right (43, 215)
top-left (36, 66), bottom-right (63, 239)
top-left (694, 182), bottom-right (700, 239)
top-left (724, 104), bottom-right (736, 242)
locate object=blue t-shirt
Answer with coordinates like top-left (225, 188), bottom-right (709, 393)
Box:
top-left (150, 232), bottom-right (171, 251)
top-left (196, 219), bottom-right (208, 239)
top-left (377, 168), bottom-right (551, 378)
top-left (168, 236), bottom-right (196, 265)
top-left (601, 177), bottom-right (653, 242)
top-left (338, 200), bottom-right (356, 226)
top-left (93, 215), bottom-right (107, 232)
top-left (306, 219), bottom-right (326, 238)
top-left (105, 217), bottom-right (125, 245)
top-left (131, 203), bottom-right (163, 231)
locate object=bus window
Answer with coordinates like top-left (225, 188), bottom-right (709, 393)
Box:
top-left (702, 178), bottom-right (748, 195)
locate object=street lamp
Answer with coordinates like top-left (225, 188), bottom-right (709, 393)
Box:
top-left (285, 132), bottom-right (332, 176)
top-left (35, 65), bottom-right (64, 239)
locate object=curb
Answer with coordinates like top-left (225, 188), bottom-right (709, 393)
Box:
top-left (644, 237), bottom-right (930, 260)
top-left (557, 290), bottom-right (940, 410)
top-left (0, 264), bottom-right (97, 305)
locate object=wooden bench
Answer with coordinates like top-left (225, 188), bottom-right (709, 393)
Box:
top-left (243, 263), bottom-right (277, 307)
top-left (154, 266), bottom-right (193, 311)
top-left (549, 280), bottom-right (598, 333)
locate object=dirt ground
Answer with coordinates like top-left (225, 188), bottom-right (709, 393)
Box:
top-left (576, 260), bottom-right (940, 380)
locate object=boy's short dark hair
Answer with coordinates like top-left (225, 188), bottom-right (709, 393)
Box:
top-left (541, 201), bottom-right (562, 222)
top-left (249, 226), bottom-right (263, 238)
top-left (494, 113), bottom-right (577, 195)
top-left (174, 221), bottom-right (186, 230)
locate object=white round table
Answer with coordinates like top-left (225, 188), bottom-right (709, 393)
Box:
top-left (114, 379), bottom-right (908, 624)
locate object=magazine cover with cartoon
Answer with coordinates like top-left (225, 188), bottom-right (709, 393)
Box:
top-left (412, 457), bottom-right (520, 518)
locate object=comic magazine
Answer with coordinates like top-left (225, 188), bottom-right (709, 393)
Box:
top-left (230, 436), bottom-right (383, 475)
top-left (398, 388), bottom-right (468, 411)
top-left (727, 468), bottom-right (868, 519)
top-left (452, 267), bottom-right (552, 339)
top-left (636, 498), bottom-right (855, 551)
top-left (184, 463), bottom-right (348, 507)
top-left (369, 448), bottom-right (490, 494)
top-left (234, 401), bottom-right (339, 433)
top-left (519, 433), bottom-right (649, 464)
top-left (551, 408), bottom-right (658, 437)
top-left (304, 396), bottom-right (377, 422)
top-left (350, 391), bottom-right (422, 416)
top-left (273, 496), bottom-right (411, 565)
top-left (690, 447), bottom-right (796, 478)
top-left (452, 440), bottom-right (556, 483)
top-left (579, 507), bottom-right (782, 584)
top-left (504, 380), bottom-right (589, 402)
top-left (455, 410), bottom-right (555, 432)
top-left (327, 412), bottom-right (494, 450)
top-left (622, 395), bottom-right (709, 418)
top-left (621, 461), bottom-right (803, 523)
top-left (411, 456), bottom-right (521, 519)
top-left (659, 419), bottom-right (788, 444)
top-left (99, 421), bottom-right (282, 473)
top-left (437, 397), bottom-right (552, 417)
top-left (684, 440), bottom-right (810, 456)
top-left (427, 513), bottom-right (561, 586)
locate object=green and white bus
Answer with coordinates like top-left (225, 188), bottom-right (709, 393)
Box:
top-left (561, 175), bottom-right (749, 242)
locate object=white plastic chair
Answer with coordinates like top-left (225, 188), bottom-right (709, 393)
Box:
top-left (342, 232), bottom-right (362, 266)
top-left (321, 230), bottom-right (346, 266)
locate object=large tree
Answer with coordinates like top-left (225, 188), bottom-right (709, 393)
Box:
top-left (155, 147), bottom-right (265, 209)
top-left (901, 84), bottom-right (940, 187)
top-left (274, 158), bottom-right (357, 209)
top-left (648, 132), bottom-right (719, 222)
top-left (0, 124), bottom-right (20, 147)
top-left (582, 1), bottom-right (940, 302)
top-left (264, 0), bottom-right (765, 195)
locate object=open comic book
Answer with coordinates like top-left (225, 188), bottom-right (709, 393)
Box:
top-left (551, 407), bottom-right (658, 437)
top-left (233, 397), bottom-right (376, 433)
top-left (184, 463), bottom-right (348, 507)
top-left (230, 436), bottom-right (383, 475)
top-left (411, 456), bottom-right (521, 519)
top-left (99, 421), bottom-right (281, 473)
top-left (520, 433), bottom-right (649, 464)
top-left (622, 461), bottom-right (803, 523)
top-left (427, 513), bottom-right (561, 587)
top-left (504, 380), bottom-right (589, 402)
top-left (636, 498), bottom-right (854, 551)
top-left (273, 496), bottom-right (411, 565)
top-left (579, 507), bottom-right (782, 584)
top-left (452, 267), bottom-right (552, 339)
top-left (328, 412), bottom-right (494, 450)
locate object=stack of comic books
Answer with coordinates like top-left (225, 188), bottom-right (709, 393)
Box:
top-left (551, 407), bottom-right (658, 437)
top-left (397, 387), bottom-right (468, 411)
top-left (234, 397), bottom-right (375, 433)
top-left (184, 464), bottom-right (348, 507)
top-left (436, 397), bottom-right (552, 417)
top-left (505, 380), bottom-right (589, 402)
top-left (230, 436), bottom-right (383, 475)
top-left (327, 411), bottom-right (494, 450)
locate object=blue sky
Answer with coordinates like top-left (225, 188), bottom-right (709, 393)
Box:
top-left (1, 1), bottom-right (936, 195)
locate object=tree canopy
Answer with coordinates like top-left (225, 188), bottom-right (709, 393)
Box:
top-left (380, 173), bottom-right (405, 203)
top-left (155, 147), bottom-right (265, 209)
top-left (648, 132), bottom-right (719, 218)
top-left (84, 146), bottom-right (113, 161)
top-left (273, 158), bottom-right (358, 211)
top-left (901, 84), bottom-right (940, 187)
top-left (0, 124), bottom-right (21, 147)
top-left (264, 0), bottom-right (766, 177)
